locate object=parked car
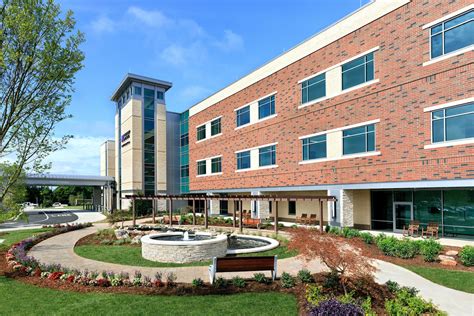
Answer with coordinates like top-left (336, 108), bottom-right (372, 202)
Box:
top-left (52, 202), bottom-right (62, 207)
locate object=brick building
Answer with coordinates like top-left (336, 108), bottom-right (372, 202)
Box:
top-left (103, 0), bottom-right (474, 236)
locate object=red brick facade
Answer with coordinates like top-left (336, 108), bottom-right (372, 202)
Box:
top-left (188, 0), bottom-right (474, 192)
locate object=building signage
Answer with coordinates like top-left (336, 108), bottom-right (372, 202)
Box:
top-left (121, 130), bottom-right (130, 147)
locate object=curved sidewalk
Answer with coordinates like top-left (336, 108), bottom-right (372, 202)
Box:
top-left (28, 225), bottom-right (473, 316)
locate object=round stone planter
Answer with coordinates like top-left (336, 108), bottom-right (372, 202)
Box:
top-left (141, 232), bottom-right (227, 263)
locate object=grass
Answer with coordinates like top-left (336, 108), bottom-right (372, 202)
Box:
top-left (0, 228), bottom-right (53, 251)
top-left (402, 265), bottom-right (474, 294)
top-left (0, 276), bottom-right (297, 316)
top-left (74, 243), bottom-right (297, 268)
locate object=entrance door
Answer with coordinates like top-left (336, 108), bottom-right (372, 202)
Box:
top-left (393, 202), bottom-right (413, 231)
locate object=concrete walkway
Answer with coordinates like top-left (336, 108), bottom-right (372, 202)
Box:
top-left (28, 224), bottom-right (474, 316)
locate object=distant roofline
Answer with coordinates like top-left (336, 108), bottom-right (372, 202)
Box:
top-left (187, 0), bottom-right (410, 117)
top-left (110, 73), bottom-right (173, 102)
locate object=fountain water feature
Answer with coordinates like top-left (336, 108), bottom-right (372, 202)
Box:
top-left (183, 231), bottom-right (190, 241)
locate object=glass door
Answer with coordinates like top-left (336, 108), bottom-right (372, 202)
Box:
top-left (393, 202), bottom-right (413, 231)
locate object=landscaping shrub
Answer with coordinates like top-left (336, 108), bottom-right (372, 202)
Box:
top-left (253, 273), bottom-right (268, 284)
top-left (231, 276), bottom-right (246, 288)
top-left (323, 272), bottom-right (340, 289)
top-left (154, 272), bottom-right (163, 287)
top-left (192, 278), bottom-right (204, 287)
top-left (328, 226), bottom-right (341, 236)
top-left (132, 271), bottom-right (142, 286)
top-left (305, 284), bottom-right (327, 306)
top-left (166, 272), bottom-right (177, 287)
top-left (213, 277), bottom-right (227, 288)
top-left (420, 238), bottom-right (442, 262)
top-left (385, 288), bottom-right (441, 316)
top-left (385, 280), bottom-right (400, 293)
top-left (309, 299), bottom-right (363, 316)
top-left (459, 246), bottom-right (474, 266)
top-left (376, 236), bottom-right (420, 259)
top-left (280, 272), bottom-right (296, 288)
top-left (359, 232), bottom-right (374, 244)
top-left (325, 225), bottom-right (331, 233)
top-left (342, 227), bottom-right (360, 238)
top-left (297, 269), bottom-right (313, 283)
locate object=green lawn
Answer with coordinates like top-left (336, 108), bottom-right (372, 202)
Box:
top-left (74, 244), bottom-right (296, 268)
top-left (0, 276), bottom-right (296, 316)
top-left (402, 265), bottom-right (474, 293)
top-left (0, 228), bottom-right (53, 251)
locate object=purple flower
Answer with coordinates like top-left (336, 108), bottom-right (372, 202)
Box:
top-left (309, 299), bottom-right (363, 316)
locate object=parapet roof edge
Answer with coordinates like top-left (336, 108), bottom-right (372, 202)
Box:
top-left (110, 73), bottom-right (173, 102)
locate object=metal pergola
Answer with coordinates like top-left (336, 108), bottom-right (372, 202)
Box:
top-left (125, 194), bottom-right (337, 234)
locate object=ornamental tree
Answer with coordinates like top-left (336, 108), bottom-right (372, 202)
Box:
top-left (288, 228), bottom-right (376, 294)
top-left (0, 0), bottom-right (84, 204)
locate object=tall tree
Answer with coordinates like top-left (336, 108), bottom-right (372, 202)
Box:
top-left (0, 0), bottom-right (84, 202)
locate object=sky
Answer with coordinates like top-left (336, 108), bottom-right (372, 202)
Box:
top-left (47, 0), bottom-right (371, 175)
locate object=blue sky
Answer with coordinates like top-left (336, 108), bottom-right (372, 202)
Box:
top-left (48, 0), bottom-right (371, 175)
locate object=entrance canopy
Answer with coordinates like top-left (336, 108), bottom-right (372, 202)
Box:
top-left (125, 194), bottom-right (337, 234)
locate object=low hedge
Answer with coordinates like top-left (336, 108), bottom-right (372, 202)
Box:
top-left (459, 246), bottom-right (474, 266)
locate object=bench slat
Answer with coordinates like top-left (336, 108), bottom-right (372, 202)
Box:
top-left (215, 256), bottom-right (275, 273)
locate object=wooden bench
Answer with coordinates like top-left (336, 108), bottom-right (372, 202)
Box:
top-left (161, 215), bottom-right (180, 224)
top-left (208, 256), bottom-right (277, 284)
top-left (242, 217), bottom-right (261, 228)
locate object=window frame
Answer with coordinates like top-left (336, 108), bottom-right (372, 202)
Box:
top-left (431, 103), bottom-right (474, 143)
top-left (236, 105), bottom-right (251, 127)
top-left (258, 95), bottom-right (276, 120)
top-left (236, 150), bottom-right (251, 170)
top-left (429, 9), bottom-right (474, 59)
top-left (258, 145), bottom-right (276, 167)
top-left (288, 201), bottom-right (296, 216)
top-left (196, 125), bottom-right (206, 141)
top-left (342, 124), bottom-right (376, 155)
top-left (302, 134), bottom-right (327, 161)
top-left (210, 118), bottom-right (221, 136)
top-left (211, 157), bottom-right (222, 174)
top-left (301, 73), bottom-right (326, 105)
top-left (341, 52), bottom-right (374, 91)
top-left (197, 160), bottom-right (207, 176)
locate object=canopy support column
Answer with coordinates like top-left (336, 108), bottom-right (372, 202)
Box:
top-left (192, 199), bottom-right (196, 226)
top-left (204, 199), bottom-right (208, 229)
top-left (168, 199), bottom-right (173, 227)
top-left (132, 197), bottom-right (136, 226)
top-left (319, 200), bottom-right (324, 233)
top-left (233, 200), bottom-right (236, 228)
top-left (152, 199), bottom-right (156, 224)
top-left (274, 200), bottom-right (279, 234)
top-left (239, 200), bottom-right (243, 233)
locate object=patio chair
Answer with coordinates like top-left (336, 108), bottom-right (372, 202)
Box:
top-left (307, 214), bottom-right (317, 226)
top-left (422, 222), bottom-right (439, 239)
top-left (402, 220), bottom-right (420, 237)
top-left (296, 213), bottom-right (308, 225)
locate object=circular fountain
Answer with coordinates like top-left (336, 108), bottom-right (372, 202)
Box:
top-left (141, 231), bottom-right (279, 263)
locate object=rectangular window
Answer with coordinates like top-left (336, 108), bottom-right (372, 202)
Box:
top-left (343, 124), bottom-right (375, 155)
top-left (197, 161), bottom-right (206, 175)
top-left (430, 10), bottom-right (474, 59)
top-left (180, 165), bottom-right (189, 177)
top-left (259, 145), bottom-right (276, 167)
top-left (211, 157), bottom-right (222, 173)
top-left (301, 73), bottom-right (326, 104)
top-left (288, 201), bottom-right (296, 215)
top-left (342, 52), bottom-right (374, 90)
top-left (197, 125), bottom-right (206, 141)
top-left (180, 133), bottom-right (189, 147)
top-left (258, 95), bottom-right (275, 119)
top-left (302, 134), bottom-right (327, 160)
top-left (236, 105), bottom-right (250, 127)
top-left (431, 102), bottom-right (474, 143)
top-left (236, 151), bottom-right (251, 170)
top-left (211, 118), bottom-right (221, 136)
top-left (133, 86), bottom-right (142, 96)
top-left (156, 91), bottom-right (164, 100)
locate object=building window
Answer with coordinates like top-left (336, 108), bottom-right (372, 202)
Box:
top-left (236, 151), bottom-right (251, 170)
top-left (430, 10), bottom-right (474, 59)
top-left (288, 201), bottom-right (296, 215)
top-left (211, 118), bottom-right (221, 136)
top-left (258, 95), bottom-right (275, 119)
top-left (156, 91), bottom-right (164, 100)
top-left (301, 73), bottom-right (326, 104)
top-left (302, 134), bottom-right (327, 160)
top-left (259, 145), bottom-right (276, 167)
top-left (431, 103), bottom-right (474, 143)
top-left (343, 124), bottom-right (375, 155)
top-left (197, 161), bottom-right (206, 175)
top-left (133, 86), bottom-right (142, 96)
top-left (197, 125), bottom-right (206, 141)
top-left (342, 52), bottom-right (374, 90)
top-left (211, 157), bottom-right (222, 173)
top-left (180, 165), bottom-right (189, 177)
top-left (180, 133), bottom-right (189, 147)
top-left (236, 105), bottom-right (250, 127)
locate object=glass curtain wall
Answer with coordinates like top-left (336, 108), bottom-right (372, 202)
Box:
top-left (143, 88), bottom-right (155, 195)
top-left (179, 111), bottom-right (189, 193)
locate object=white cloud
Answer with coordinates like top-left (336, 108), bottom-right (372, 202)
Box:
top-left (214, 30), bottom-right (244, 52)
top-left (180, 85), bottom-right (212, 101)
top-left (90, 16), bottom-right (115, 34)
top-left (127, 6), bottom-right (172, 28)
top-left (45, 136), bottom-right (109, 175)
top-left (160, 42), bottom-right (207, 67)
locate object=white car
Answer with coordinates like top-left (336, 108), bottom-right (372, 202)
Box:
top-left (52, 202), bottom-right (63, 207)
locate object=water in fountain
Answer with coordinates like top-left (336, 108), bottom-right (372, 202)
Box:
top-left (183, 231), bottom-right (190, 241)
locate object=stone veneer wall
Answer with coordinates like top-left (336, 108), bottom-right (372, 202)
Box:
top-left (141, 236), bottom-right (227, 263)
top-left (341, 189), bottom-right (354, 227)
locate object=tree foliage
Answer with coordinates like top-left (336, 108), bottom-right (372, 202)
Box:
top-left (0, 0), bottom-right (84, 202)
top-left (288, 228), bottom-right (376, 294)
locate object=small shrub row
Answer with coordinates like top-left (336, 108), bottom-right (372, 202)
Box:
top-left (375, 234), bottom-right (442, 261)
top-left (459, 245), bottom-right (474, 266)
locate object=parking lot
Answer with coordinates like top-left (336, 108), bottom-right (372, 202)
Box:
top-left (0, 210), bottom-right (79, 229)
